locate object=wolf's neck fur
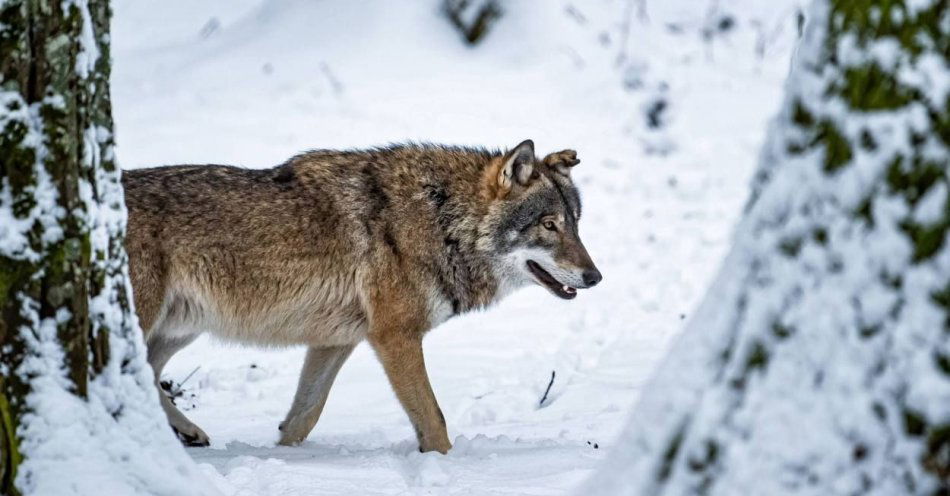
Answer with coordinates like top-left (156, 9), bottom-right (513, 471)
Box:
top-left (289, 144), bottom-right (514, 317)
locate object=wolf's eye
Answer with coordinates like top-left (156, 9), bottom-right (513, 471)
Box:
top-left (543, 220), bottom-right (557, 231)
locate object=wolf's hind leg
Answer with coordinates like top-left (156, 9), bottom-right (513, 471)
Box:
top-left (147, 334), bottom-right (210, 446)
top-left (278, 344), bottom-right (356, 445)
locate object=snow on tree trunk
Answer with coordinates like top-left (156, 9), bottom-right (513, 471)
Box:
top-left (0, 1), bottom-right (218, 494)
top-left (583, 0), bottom-right (948, 494)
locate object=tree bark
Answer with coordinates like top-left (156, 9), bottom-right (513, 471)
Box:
top-left (0, 2), bottom-right (211, 495)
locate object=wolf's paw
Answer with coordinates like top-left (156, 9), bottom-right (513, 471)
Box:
top-left (419, 436), bottom-right (452, 454)
top-left (173, 423), bottom-right (210, 447)
top-left (277, 417), bottom-right (308, 445)
top-left (542, 149), bottom-right (580, 174)
top-left (277, 431), bottom-right (305, 446)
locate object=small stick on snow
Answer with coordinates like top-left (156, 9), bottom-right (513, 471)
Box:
top-left (178, 366), bottom-right (201, 390)
top-left (320, 62), bottom-right (344, 95)
top-left (539, 370), bottom-right (556, 407)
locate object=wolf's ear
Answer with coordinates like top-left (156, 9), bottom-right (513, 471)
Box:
top-left (542, 149), bottom-right (579, 176)
top-left (498, 139), bottom-right (536, 191)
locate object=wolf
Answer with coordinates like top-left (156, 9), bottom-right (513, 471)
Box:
top-left (123, 139), bottom-right (602, 453)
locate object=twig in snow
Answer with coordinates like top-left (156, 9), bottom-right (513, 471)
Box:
top-left (320, 62), bottom-right (344, 95)
top-left (615, 0), bottom-right (648, 66)
top-left (565, 4), bottom-right (587, 25)
top-left (160, 366), bottom-right (201, 405)
top-left (637, 0), bottom-right (649, 23)
top-left (443, 0), bottom-right (503, 45)
top-left (179, 366), bottom-right (201, 388)
top-left (199, 17), bottom-right (220, 39)
top-left (539, 370), bottom-right (556, 407)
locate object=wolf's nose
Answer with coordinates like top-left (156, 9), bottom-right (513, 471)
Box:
top-left (582, 269), bottom-right (602, 287)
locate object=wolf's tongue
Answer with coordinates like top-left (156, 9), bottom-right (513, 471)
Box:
top-left (563, 286), bottom-right (576, 294)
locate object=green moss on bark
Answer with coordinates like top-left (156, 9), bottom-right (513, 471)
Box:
top-left (0, 387), bottom-right (22, 496)
top-left (657, 423), bottom-right (688, 482)
top-left (835, 0), bottom-right (947, 56)
top-left (816, 119), bottom-right (854, 173)
top-left (840, 63), bottom-right (914, 110)
top-left (923, 422), bottom-right (949, 480)
top-left (744, 341), bottom-right (770, 372)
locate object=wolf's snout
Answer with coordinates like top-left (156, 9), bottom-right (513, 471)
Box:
top-left (582, 269), bottom-right (602, 288)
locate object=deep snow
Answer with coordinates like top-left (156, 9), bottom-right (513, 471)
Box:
top-left (110, 1), bottom-right (802, 494)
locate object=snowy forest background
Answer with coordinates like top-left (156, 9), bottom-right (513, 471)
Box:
top-left (1, 0), bottom-right (947, 495)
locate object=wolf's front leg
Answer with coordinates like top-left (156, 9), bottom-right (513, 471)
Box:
top-left (368, 330), bottom-right (451, 454)
top-left (278, 344), bottom-right (356, 445)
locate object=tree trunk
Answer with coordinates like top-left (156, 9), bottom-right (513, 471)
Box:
top-left (1, 0), bottom-right (110, 490)
top-left (585, 0), bottom-right (948, 494)
top-left (0, 1), bottom-right (217, 494)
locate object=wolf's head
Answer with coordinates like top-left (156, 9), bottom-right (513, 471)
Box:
top-left (481, 140), bottom-right (602, 300)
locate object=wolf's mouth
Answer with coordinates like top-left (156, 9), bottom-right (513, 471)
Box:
top-left (526, 260), bottom-right (577, 300)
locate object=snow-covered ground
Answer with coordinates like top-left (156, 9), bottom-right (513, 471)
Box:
top-left (110, 1), bottom-right (802, 494)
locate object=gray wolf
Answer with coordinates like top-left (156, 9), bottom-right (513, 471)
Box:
top-left (123, 140), bottom-right (602, 453)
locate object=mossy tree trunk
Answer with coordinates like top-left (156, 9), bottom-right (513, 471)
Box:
top-left (586, 0), bottom-right (948, 494)
top-left (0, 0), bottom-right (135, 493)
